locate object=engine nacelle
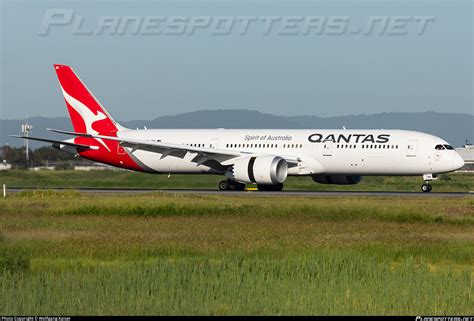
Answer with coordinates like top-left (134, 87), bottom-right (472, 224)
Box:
top-left (232, 156), bottom-right (288, 184)
top-left (312, 175), bottom-right (362, 185)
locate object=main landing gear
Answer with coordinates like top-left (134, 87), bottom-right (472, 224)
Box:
top-left (218, 180), bottom-right (284, 191)
top-left (218, 180), bottom-right (246, 191)
top-left (256, 183), bottom-right (284, 191)
top-left (420, 173), bottom-right (437, 193)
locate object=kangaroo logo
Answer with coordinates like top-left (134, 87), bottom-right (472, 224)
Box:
top-left (61, 87), bottom-right (111, 152)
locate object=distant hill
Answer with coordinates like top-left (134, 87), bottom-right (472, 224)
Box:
top-left (125, 110), bottom-right (302, 129)
top-left (1, 110), bottom-right (472, 149)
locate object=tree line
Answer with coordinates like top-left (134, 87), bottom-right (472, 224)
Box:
top-left (0, 145), bottom-right (91, 169)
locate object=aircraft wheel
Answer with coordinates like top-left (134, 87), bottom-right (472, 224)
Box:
top-left (421, 183), bottom-right (432, 193)
top-left (257, 183), bottom-right (284, 191)
top-left (230, 181), bottom-right (246, 191)
top-left (218, 180), bottom-right (230, 191)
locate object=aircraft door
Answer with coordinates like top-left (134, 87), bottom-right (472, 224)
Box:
top-left (209, 138), bottom-right (219, 149)
top-left (406, 139), bottom-right (418, 157)
top-left (323, 141), bottom-right (333, 156)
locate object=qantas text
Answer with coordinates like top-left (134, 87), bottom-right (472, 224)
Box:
top-left (308, 133), bottom-right (390, 144)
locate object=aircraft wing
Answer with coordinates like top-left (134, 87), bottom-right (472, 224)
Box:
top-left (47, 128), bottom-right (300, 165)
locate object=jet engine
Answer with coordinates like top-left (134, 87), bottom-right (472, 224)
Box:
top-left (232, 156), bottom-right (288, 184)
top-left (312, 175), bottom-right (362, 185)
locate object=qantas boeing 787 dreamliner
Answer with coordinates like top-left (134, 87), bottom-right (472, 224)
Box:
top-left (12, 65), bottom-right (465, 192)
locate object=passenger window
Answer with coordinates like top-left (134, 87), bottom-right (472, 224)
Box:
top-left (444, 145), bottom-right (454, 150)
top-left (435, 145), bottom-right (445, 150)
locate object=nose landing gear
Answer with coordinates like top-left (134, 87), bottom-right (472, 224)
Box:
top-left (421, 173), bottom-right (437, 193)
top-left (421, 183), bottom-right (432, 193)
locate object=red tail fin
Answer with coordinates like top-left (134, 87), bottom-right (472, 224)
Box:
top-left (54, 64), bottom-right (123, 135)
top-left (53, 64), bottom-right (144, 172)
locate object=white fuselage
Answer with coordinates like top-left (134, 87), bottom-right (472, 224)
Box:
top-left (116, 129), bottom-right (465, 176)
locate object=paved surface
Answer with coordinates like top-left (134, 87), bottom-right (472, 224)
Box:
top-left (5, 187), bottom-right (473, 197)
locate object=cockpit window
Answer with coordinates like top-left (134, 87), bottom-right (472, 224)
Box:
top-left (444, 145), bottom-right (454, 150)
top-left (435, 144), bottom-right (445, 150)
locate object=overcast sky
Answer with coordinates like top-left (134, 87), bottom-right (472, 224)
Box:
top-left (1, 0), bottom-right (472, 120)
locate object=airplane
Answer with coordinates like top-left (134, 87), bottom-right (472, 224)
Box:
top-left (11, 64), bottom-right (465, 193)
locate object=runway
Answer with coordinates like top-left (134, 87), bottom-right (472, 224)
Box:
top-left (5, 187), bottom-right (473, 197)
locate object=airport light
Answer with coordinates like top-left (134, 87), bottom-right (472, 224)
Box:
top-left (21, 123), bottom-right (33, 164)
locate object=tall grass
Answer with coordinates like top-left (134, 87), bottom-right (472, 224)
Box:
top-left (1, 251), bottom-right (471, 315)
top-left (0, 245), bottom-right (30, 273)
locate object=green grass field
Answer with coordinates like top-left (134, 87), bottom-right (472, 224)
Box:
top-left (0, 191), bottom-right (473, 315)
top-left (0, 170), bottom-right (473, 192)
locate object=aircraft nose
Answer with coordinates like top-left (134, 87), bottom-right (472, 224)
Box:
top-left (452, 153), bottom-right (465, 171)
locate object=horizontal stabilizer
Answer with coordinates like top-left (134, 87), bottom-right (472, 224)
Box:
top-left (47, 128), bottom-right (94, 137)
top-left (9, 135), bottom-right (99, 150)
